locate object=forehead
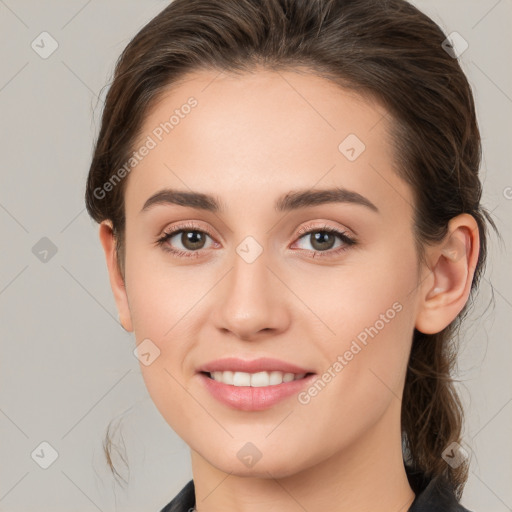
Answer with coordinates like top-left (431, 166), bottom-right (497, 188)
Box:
top-left (125, 68), bottom-right (413, 220)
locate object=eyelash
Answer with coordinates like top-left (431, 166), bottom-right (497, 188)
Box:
top-left (155, 221), bottom-right (357, 259)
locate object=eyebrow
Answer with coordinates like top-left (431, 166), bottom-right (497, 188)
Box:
top-left (140, 187), bottom-right (379, 214)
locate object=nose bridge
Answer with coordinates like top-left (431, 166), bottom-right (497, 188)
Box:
top-left (213, 237), bottom-right (289, 338)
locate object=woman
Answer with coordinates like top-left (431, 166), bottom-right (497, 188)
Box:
top-left (85, 0), bottom-right (498, 510)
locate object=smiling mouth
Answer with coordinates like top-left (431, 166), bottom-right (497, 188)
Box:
top-left (201, 370), bottom-right (315, 387)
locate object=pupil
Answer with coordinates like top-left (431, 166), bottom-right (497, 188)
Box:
top-left (312, 231), bottom-right (335, 251)
top-left (183, 231), bottom-right (205, 249)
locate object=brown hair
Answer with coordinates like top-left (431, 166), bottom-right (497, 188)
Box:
top-left (85, 0), bottom-right (500, 498)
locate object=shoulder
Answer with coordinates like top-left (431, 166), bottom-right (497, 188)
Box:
top-left (406, 465), bottom-right (475, 512)
top-left (159, 479), bottom-right (195, 512)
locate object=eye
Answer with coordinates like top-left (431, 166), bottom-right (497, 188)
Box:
top-left (292, 225), bottom-right (357, 257)
top-left (155, 222), bottom-right (217, 258)
top-left (155, 222), bottom-right (357, 259)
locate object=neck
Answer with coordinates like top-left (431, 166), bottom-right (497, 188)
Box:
top-left (189, 399), bottom-right (416, 512)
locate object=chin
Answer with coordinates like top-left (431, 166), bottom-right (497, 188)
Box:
top-left (200, 443), bottom-right (313, 479)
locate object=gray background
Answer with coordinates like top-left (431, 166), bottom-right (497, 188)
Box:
top-left (0, 1), bottom-right (511, 511)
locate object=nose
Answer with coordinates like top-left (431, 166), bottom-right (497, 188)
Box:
top-left (212, 248), bottom-right (291, 341)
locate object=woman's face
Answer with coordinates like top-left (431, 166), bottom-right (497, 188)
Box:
top-left (113, 68), bottom-right (425, 477)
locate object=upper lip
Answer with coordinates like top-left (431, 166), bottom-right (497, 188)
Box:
top-left (198, 357), bottom-right (314, 375)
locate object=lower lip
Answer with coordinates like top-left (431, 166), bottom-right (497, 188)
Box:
top-left (198, 372), bottom-right (317, 411)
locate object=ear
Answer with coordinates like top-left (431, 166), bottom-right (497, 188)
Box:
top-left (98, 220), bottom-right (133, 332)
top-left (415, 213), bottom-right (480, 335)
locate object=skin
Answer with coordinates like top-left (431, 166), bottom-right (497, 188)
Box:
top-left (99, 68), bottom-right (479, 512)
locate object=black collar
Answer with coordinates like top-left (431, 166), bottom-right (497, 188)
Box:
top-left (405, 465), bottom-right (473, 511)
top-left (160, 465), bottom-right (473, 512)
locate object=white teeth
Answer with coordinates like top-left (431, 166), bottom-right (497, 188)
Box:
top-left (212, 370), bottom-right (233, 384)
top-left (209, 370), bottom-right (307, 386)
top-left (233, 371), bottom-right (251, 386)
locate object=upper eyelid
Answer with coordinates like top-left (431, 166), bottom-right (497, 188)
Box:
top-left (159, 222), bottom-right (354, 247)
top-left (161, 223), bottom-right (350, 239)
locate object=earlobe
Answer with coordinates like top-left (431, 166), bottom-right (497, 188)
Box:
top-left (415, 214), bottom-right (480, 335)
top-left (98, 220), bottom-right (133, 332)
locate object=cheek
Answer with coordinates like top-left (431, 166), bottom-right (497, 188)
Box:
top-left (123, 251), bottom-right (229, 425)
top-left (292, 276), bottom-right (416, 461)
top-left (298, 242), bottom-right (418, 399)
top-left (125, 250), bottom-right (210, 338)
top-left (291, 246), bottom-right (417, 346)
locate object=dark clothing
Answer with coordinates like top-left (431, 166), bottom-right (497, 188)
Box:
top-left (405, 466), bottom-right (473, 511)
top-left (160, 465), bottom-right (473, 512)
